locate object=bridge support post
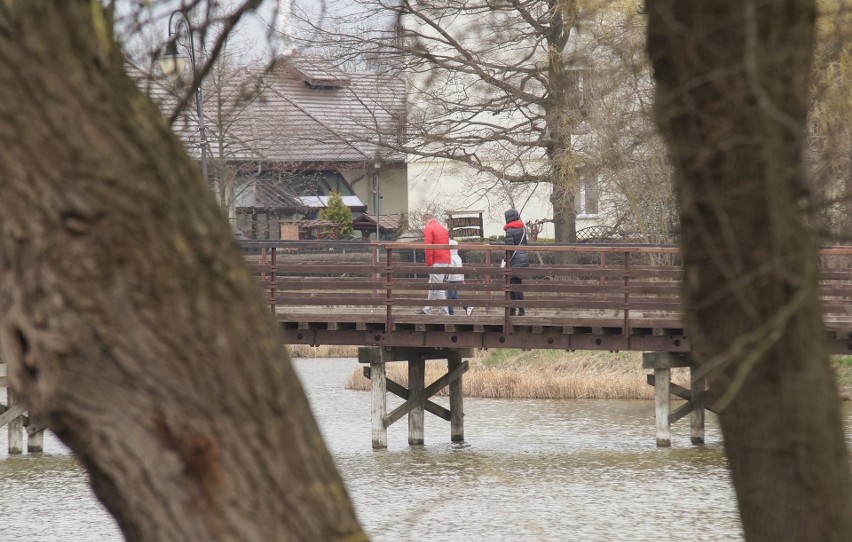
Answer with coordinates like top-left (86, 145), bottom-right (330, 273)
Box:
top-left (448, 353), bottom-right (464, 442)
top-left (370, 360), bottom-right (387, 449)
top-left (653, 367), bottom-right (671, 447)
top-left (7, 388), bottom-right (23, 454)
top-left (408, 356), bottom-right (425, 446)
top-left (643, 352), bottom-right (701, 447)
top-left (359, 346), bottom-right (472, 449)
top-left (690, 371), bottom-right (706, 444)
top-left (27, 418), bottom-right (45, 453)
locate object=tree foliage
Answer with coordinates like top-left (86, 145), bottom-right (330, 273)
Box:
top-left (292, 0), bottom-right (679, 243)
top-left (294, 0), bottom-right (584, 241)
top-left (319, 189), bottom-right (355, 238)
top-left (807, 0), bottom-right (852, 242)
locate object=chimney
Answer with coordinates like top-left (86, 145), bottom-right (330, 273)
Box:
top-left (275, 0), bottom-right (292, 56)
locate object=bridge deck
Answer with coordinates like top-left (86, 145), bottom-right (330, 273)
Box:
top-left (241, 241), bottom-right (852, 353)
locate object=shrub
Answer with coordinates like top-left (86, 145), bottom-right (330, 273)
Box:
top-left (319, 190), bottom-right (353, 238)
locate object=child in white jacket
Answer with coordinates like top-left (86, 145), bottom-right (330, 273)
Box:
top-left (447, 240), bottom-right (473, 315)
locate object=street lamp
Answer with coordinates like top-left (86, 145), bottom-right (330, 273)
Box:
top-left (373, 152), bottom-right (382, 242)
top-left (158, 11), bottom-right (209, 187)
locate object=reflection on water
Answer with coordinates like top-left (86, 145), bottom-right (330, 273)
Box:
top-left (2, 357), bottom-right (850, 541)
top-left (298, 359), bottom-right (743, 542)
top-left (0, 443), bottom-right (121, 541)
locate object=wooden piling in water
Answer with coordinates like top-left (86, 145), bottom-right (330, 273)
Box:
top-left (359, 346), bottom-right (472, 449)
top-left (407, 356), bottom-right (425, 445)
top-left (653, 367), bottom-right (671, 447)
top-left (690, 369), bottom-right (706, 444)
top-left (27, 415), bottom-right (45, 453)
top-left (7, 388), bottom-right (23, 454)
top-left (369, 361), bottom-right (387, 449)
top-left (448, 353), bottom-right (464, 442)
top-left (643, 352), bottom-right (703, 447)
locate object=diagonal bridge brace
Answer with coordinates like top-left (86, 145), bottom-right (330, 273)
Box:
top-left (364, 360), bottom-right (469, 429)
top-left (646, 373), bottom-right (717, 423)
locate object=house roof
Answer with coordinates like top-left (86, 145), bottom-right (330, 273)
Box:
top-left (352, 213), bottom-right (405, 231)
top-left (138, 55), bottom-right (406, 165)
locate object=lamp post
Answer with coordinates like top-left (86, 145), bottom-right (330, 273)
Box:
top-left (373, 152), bottom-right (382, 242)
top-left (158, 11), bottom-right (209, 188)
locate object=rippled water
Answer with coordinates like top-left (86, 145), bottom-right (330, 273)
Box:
top-left (2, 358), bottom-right (851, 541)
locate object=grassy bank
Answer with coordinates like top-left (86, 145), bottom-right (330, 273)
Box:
top-left (290, 345), bottom-right (852, 401)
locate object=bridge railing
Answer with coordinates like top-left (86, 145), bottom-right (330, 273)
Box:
top-left (240, 240), bottom-right (852, 337)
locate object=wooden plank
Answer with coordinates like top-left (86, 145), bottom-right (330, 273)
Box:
top-left (380, 376), bottom-right (450, 421)
top-left (278, 295), bottom-right (384, 306)
top-left (646, 374), bottom-right (693, 402)
top-left (0, 404), bottom-right (26, 429)
top-left (275, 264), bottom-right (383, 274)
top-left (384, 360), bottom-right (469, 428)
top-left (643, 352), bottom-right (693, 369)
top-left (278, 280), bottom-right (383, 291)
top-left (669, 400), bottom-right (695, 423)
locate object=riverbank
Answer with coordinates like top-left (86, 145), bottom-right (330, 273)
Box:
top-left (289, 345), bottom-right (852, 401)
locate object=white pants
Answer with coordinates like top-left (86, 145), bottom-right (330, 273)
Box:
top-left (424, 263), bottom-right (449, 315)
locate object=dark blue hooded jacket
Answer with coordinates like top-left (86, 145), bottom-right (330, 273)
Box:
top-left (503, 208), bottom-right (529, 268)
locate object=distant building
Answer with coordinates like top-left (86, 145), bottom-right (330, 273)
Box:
top-left (140, 54), bottom-right (408, 240)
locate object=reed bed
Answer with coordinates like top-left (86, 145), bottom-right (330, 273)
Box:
top-left (289, 344), bottom-right (360, 358)
top-left (344, 349), bottom-right (691, 400)
top-left (292, 346), bottom-right (852, 401)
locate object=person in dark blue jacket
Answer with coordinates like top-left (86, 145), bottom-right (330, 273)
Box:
top-left (503, 208), bottom-right (529, 316)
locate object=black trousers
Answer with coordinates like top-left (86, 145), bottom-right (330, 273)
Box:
top-left (510, 276), bottom-right (525, 315)
top-left (509, 276), bottom-right (524, 301)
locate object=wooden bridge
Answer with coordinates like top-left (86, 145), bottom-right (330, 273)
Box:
top-left (244, 240), bottom-right (852, 354)
top-left (4, 242), bottom-right (851, 454)
top-left (243, 240), bottom-right (852, 449)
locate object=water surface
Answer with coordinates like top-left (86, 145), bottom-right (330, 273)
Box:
top-left (2, 357), bottom-right (851, 541)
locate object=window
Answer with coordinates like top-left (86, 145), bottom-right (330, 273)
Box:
top-left (576, 177), bottom-right (599, 217)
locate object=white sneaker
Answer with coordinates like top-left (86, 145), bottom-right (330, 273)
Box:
top-left (418, 308), bottom-right (432, 315)
top-left (465, 307), bottom-right (474, 315)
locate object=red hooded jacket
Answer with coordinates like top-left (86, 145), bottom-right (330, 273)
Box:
top-left (423, 219), bottom-right (451, 266)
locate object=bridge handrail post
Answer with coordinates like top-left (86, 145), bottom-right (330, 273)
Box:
top-left (484, 248), bottom-right (493, 315)
top-left (371, 244), bottom-right (378, 299)
top-left (504, 247), bottom-right (512, 331)
top-left (623, 251), bottom-right (630, 337)
top-left (386, 247), bottom-right (394, 330)
top-left (260, 245), bottom-right (270, 313)
top-left (269, 244), bottom-right (277, 314)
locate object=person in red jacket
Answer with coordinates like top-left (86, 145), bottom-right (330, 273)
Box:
top-left (420, 212), bottom-right (451, 315)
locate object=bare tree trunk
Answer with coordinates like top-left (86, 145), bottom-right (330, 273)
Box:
top-left (550, 176), bottom-right (577, 243)
top-left (647, 2), bottom-right (852, 541)
top-left (0, 3), bottom-right (365, 541)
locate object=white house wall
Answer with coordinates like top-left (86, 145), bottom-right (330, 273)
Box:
top-left (341, 166), bottom-right (408, 218)
top-left (409, 157), bottom-right (566, 239)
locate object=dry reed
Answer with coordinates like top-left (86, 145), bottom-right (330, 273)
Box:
top-left (344, 349), bottom-right (691, 400)
top-left (288, 344), bottom-right (360, 358)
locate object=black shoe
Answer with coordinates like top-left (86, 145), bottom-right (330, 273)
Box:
top-left (518, 309), bottom-right (525, 316)
top-left (509, 309), bottom-right (517, 316)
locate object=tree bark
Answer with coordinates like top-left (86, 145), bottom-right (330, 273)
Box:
top-left (647, 2), bottom-right (852, 541)
top-left (0, 3), bottom-right (365, 541)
